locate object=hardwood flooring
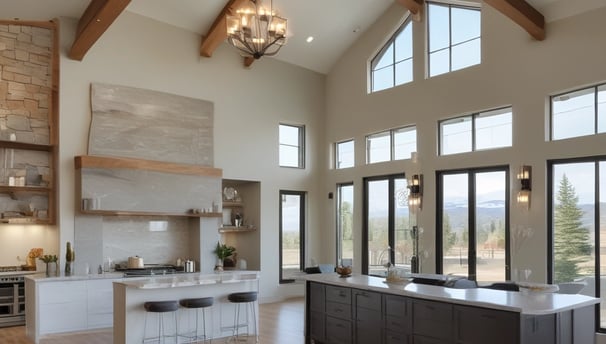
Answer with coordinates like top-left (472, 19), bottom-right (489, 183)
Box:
top-left (0, 297), bottom-right (305, 344)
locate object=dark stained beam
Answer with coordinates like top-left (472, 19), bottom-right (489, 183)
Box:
top-left (69, 0), bottom-right (131, 60)
top-left (484, 0), bottom-right (545, 40)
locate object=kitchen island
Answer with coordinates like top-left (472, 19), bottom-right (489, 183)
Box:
top-left (113, 270), bottom-right (259, 344)
top-left (305, 274), bottom-right (600, 344)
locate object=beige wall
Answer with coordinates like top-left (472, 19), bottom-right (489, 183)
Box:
top-left (57, 12), bottom-right (325, 301)
top-left (324, 2), bottom-right (606, 284)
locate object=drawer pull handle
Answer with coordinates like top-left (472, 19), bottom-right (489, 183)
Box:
top-left (336, 324), bottom-right (344, 329)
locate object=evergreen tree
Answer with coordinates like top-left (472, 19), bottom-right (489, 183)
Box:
top-left (442, 212), bottom-right (457, 253)
top-left (553, 174), bottom-right (591, 283)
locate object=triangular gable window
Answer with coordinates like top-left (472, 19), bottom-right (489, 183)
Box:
top-left (370, 17), bottom-right (413, 93)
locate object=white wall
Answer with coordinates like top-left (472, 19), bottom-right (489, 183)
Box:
top-left (57, 12), bottom-right (325, 301)
top-left (324, 2), bottom-right (606, 282)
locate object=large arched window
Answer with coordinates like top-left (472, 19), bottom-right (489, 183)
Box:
top-left (370, 17), bottom-right (413, 93)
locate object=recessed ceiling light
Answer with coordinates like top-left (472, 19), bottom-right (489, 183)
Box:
top-left (306, 36), bottom-right (314, 43)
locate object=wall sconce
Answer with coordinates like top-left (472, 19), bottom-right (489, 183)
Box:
top-left (516, 165), bottom-right (531, 208)
top-left (408, 174), bottom-right (423, 210)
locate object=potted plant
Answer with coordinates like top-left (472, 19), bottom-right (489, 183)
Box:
top-left (213, 241), bottom-right (236, 271)
top-left (39, 254), bottom-right (58, 276)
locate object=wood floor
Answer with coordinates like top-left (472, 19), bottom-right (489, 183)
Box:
top-left (0, 297), bottom-right (305, 344)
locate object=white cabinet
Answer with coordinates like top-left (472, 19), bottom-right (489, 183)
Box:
top-left (87, 279), bottom-right (114, 329)
top-left (38, 281), bottom-right (87, 334)
top-left (27, 276), bottom-right (122, 343)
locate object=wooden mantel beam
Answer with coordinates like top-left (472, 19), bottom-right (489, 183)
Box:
top-left (200, 0), bottom-right (248, 58)
top-left (69, 0), bottom-right (131, 60)
top-left (484, 0), bottom-right (545, 40)
top-left (395, 0), bottom-right (425, 15)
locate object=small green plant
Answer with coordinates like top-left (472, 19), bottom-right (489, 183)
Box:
top-left (39, 254), bottom-right (58, 263)
top-left (213, 241), bottom-right (236, 260)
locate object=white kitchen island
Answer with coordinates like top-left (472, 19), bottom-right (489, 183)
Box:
top-left (305, 273), bottom-right (601, 344)
top-left (113, 271), bottom-right (259, 344)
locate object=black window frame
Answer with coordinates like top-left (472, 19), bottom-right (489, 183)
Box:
top-left (336, 182), bottom-right (354, 265)
top-left (366, 125), bottom-right (417, 164)
top-left (549, 83), bottom-right (606, 141)
top-left (279, 190), bottom-right (306, 284)
top-left (362, 173), bottom-right (406, 276)
top-left (547, 155), bottom-right (605, 332)
top-left (335, 139), bottom-right (355, 169)
top-left (436, 165), bottom-right (511, 281)
top-left (279, 123), bottom-right (306, 169)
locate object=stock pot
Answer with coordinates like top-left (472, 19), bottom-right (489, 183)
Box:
top-left (127, 256), bottom-right (144, 268)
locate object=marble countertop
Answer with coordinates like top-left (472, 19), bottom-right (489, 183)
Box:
top-left (304, 273), bottom-right (600, 315)
top-left (116, 270), bottom-right (259, 289)
top-left (25, 272), bottom-right (125, 282)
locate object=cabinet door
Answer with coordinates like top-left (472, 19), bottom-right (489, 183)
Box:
top-left (86, 279), bottom-right (114, 329)
top-left (384, 294), bottom-right (409, 334)
top-left (521, 314), bottom-right (555, 344)
top-left (309, 282), bottom-right (325, 312)
top-left (354, 289), bottom-right (382, 343)
top-left (326, 300), bottom-right (352, 320)
top-left (310, 311), bottom-right (325, 342)
top-left (38, 281), bottom-right (87, 334)
top-left (454, 305), bottom-right (518, 344)
top-left (412, 299), bottom-right (453, 341)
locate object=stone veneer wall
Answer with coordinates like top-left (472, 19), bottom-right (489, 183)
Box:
top-left (0, 23), bottom-right (52, 144)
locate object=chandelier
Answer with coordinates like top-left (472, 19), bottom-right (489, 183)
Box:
top-left (226, 0), bottom-right (287, 60)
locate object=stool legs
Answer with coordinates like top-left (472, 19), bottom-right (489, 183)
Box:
top-left (229, 301), bottom-right (258, 343)
top-left (180, 306), bottom-right (211, 343)
top-left (143, 310), bottom-right (178, 343)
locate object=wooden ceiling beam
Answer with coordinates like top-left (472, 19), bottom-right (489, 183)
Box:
top-left (395, 0), bottom-right (425, 15)
top-left (200, 0), bottom-right (249, 58)
top-left (69, 0), bottom-right (131, 60)
top-left (484, 0), bottom-right (545, 40)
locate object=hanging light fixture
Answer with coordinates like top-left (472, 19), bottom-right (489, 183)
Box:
top-left (226, 0), bottom-right (287, 60)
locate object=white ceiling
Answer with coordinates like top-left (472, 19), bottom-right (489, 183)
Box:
top-left (0, 0), bottom-right (603, 74)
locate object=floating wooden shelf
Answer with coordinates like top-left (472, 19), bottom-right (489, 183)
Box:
top-left (75, 155), bottom-right (222, 177)
top-left (79, 209), bottom-right (223, 218)
top-left (219, 226), bottom-right (256, 233)
top-left (0, 140), bottom-right (53, 152)
top-left (0, 186), bottom-right (51, 194)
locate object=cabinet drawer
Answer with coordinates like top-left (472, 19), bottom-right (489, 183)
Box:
top-left (412, 334), bottom-right (450, 344)
top-left (455, 305), bottom-right (518, 344)
top-left (385, 294), bottom-right (408, 317)
top-left (412, 299), bottom-right (452, 340)
top-left (386, 314), bottom-right (408, 333)
top-left (326, 285), bottom-right (351, 304)
top-left (385, 330), bottom-right (409, 344)
top-left (326, 315), bottom-right (352, 344)
top-left (326, 300), bottom-right (351, 320)
top-left (354, 289), bottom-right (381, 312)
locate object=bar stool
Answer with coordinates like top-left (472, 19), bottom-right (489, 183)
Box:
top-left (227, 291), bottom-right (258, 343)
top-left (143, 300), bottom-right (179, 344)
top-left (179, 297), bottom-right (214, 343)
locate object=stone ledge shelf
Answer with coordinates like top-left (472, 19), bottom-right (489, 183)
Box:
top-left (74, 155), bottom-right (223, 215)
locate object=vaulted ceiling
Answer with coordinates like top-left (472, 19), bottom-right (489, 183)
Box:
top-left (2, 0), bottom-right (603, 74)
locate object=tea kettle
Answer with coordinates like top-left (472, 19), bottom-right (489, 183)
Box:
top-left (127, 256), bottom-right (144, 268)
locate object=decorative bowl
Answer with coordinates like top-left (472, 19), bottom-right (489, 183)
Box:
top-left (336, 266), bottom-right (352, 277)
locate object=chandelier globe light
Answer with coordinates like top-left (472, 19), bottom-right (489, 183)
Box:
top-left (226, 0), bottom-right (287, 60)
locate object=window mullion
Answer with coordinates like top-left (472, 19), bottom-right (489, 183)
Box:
top-left (468, 172), bottom-right (477, 280)
top-left (471, 114), bottom-right (476, 152)
top-left (595, 86), bottom-right (599, 135)
top-left (448, 4), bottom-right (453, 73)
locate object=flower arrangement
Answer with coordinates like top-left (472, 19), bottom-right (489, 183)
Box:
top-left (28, 248), bottom-right (43, 259)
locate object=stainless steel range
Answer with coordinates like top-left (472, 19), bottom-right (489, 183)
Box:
top-left (0, 266), bottom-right (26, 328)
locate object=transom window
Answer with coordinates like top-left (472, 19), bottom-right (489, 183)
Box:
top-left (336, 140), bottom-right (355, 169)
top-left (439, 107), bottom-right (512, 156)
top-left (427, 1), bottom-right (481, 77)
top-left (279, 124), bottom-right (305, 168)
top-left (550, 83), bottom-right (606, 140)
top-left (366, 126), bottom-right (417, 164)
top-left (370, 17), bottom-right (413, 93)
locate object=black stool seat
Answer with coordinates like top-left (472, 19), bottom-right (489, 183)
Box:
top-left (144, 300), bottom-right (179, 313)
top-left (228, 291), bottom-right (258, 303)
top-left (180, 297), bottom-right (214, 309)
